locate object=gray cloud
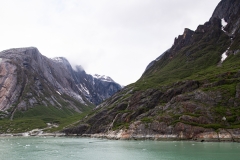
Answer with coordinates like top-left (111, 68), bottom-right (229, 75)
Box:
top-left (0, 0), bottom-right (220, 85)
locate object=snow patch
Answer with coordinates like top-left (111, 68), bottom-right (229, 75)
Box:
top-left (93, 74), bottom-right (114, 82)
top-left (221, 47), bottom-right (230, 63)
top-left (221, 52), bottom-right (227, 62)
top-left (56, 91), bottom-right (61, 95)
top-left (221, 18), bottom-right (228, 27)
top-left (221, 18), bottom-right (228, 32)
top-left (52, 57), bottom-right (64, 63)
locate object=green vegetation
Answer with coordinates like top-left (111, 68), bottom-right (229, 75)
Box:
top-left (0, 119), bottom-right (46, 133)
top-left (0, 105), bottom-right (92, 133)
top-left (212, 106), bottom-right (228, 116)
top-left (117, 110), bottom-right (131, 114)
top-left (133, 30), bottom-right (236, 91)
top-left (141, 117), bottom-right (153, 123)
top-left (202, 124), bottom-right (224, 130)
top-left (112, 122), bottom-right (129, 130)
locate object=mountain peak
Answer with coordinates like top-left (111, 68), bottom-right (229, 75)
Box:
top-left (1, 47), bottom-right (38, 53)
top-left (183, 28), bottom-right (194, 39)
top-left (52, 56), bottom-right (74, 72)
top-left (52, 57), bottom-right (68, 62)
top-left (52, 57), bottom-right (71, 67)
top-left (0, 47), bottom-right (41, 59)
top-left (93, 74), bottom-right (114, 82)
top-left (211, 0), bottom-right (240, 22)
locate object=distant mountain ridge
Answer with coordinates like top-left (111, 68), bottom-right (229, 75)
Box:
top-left (93, 74), bottom-right (114, 82)
top-left (52, 57), bottom-right (122, 105)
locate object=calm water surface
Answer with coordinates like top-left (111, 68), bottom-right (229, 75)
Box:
top-left (0, 137), bottom-right (239, 160)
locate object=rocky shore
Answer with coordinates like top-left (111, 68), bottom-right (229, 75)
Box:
top-left (1, 129), bottom-right (240, 143)
top-left (65, 128), bottom-right (240, 142)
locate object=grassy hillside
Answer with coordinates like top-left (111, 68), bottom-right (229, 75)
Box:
top-left (136, 23), bottom-right (233, 90)
top-left (0, 104), bottom-right (93, 133)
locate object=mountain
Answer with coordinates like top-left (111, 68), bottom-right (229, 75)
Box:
top-left (64, 0), bottom-right (240, 141)
top-left (0, 47), bottom-right (122, 133)
top-left (52, 57), bottom-right (122, 105)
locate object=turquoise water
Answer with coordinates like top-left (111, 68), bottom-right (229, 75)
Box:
top-left (0, 137), bottom-right (240, 160)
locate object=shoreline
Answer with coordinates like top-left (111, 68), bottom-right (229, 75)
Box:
top-left (0, 132), bottom-right (65, 137)
top-left (0, 133), bottom-right (239, 142)
top-left (63, 128), bottom-right (240, 142)
top-left (0, 129), bottom-right (240, 143)
top-left (78, 133), bottom-right (240, 142)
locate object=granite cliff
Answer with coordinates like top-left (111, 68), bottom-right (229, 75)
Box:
top-left (64, 0), bottom-right (240, 141)
top-left (0, 47), bottom-right (121, 121)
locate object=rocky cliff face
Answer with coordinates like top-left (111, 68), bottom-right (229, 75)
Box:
top-left (211, 0), bottom-right (240, 24)
top-left (64, 0), bottom-right (240, 141)
top-left (53, 57), bottom-right (122, 105)
top-left (0, 48), bottom-right (122, 119)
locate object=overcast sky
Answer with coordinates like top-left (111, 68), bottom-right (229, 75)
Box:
top-left (0, 0), bottom-right (221, 85)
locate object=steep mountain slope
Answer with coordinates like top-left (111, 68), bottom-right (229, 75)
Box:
top-left (64, 0), bottom-right (240, 141)
top-left (0, 47), bottom-right (122, 133)
top-left (0, 47), bottom-right (90, 115)
top-left (52, 57), bottom-right (122, 105)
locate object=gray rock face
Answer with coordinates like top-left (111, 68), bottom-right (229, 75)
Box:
top-left (0, 47), bottom-right (122, 118)
top-left (211, 0), bottom-right (240, 35)
top-left (52, 57), bottom-right (122, 105)
top-left (211, 0), bottom-right (240, 22)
